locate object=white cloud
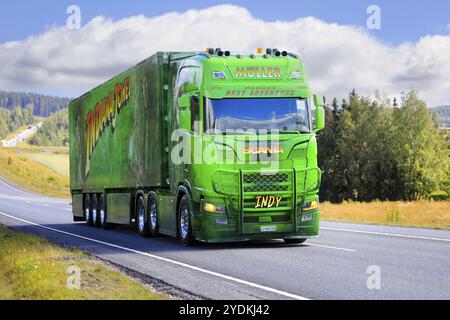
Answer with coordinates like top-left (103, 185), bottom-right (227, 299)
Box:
top-left (1, 4), bottom-right (449, 106)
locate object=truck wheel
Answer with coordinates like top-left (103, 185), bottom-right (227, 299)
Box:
top-left (84, 194), bottom-right (93, 226)
top-left (137, 196), bottom-right (150, 237)
top-left (148, 192), bottom-right (159, 236)
top-left (178, 194), bottom-right (196, 246)
top-left (283, 238), bottom-right (307, 244)
top-left (99, 194), bottom-right (112, 229)
top-left (92, 194), bottom-right (100, 228)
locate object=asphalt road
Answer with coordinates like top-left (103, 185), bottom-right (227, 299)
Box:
top-left (0, 177), bottom-right (449, 300)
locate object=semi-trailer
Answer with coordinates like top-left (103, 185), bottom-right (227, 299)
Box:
top-left (69, 48), bottom-right (325, 245)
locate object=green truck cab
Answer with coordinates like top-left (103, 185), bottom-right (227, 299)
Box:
top-left (69, 49), bottom-right (325, 245)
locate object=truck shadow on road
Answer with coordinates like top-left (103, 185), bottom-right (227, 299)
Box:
top-left (6, 222), bottom-right (313, 257)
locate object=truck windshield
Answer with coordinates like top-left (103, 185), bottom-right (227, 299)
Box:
top-left (204, 98), bottom-right (310, 134)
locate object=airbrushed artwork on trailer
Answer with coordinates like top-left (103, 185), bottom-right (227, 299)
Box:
top-left (85, 77), bottom-right (131, 174)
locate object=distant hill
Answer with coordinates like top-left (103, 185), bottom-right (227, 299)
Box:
top-left (430, 105), bottom-right (450, 128)
top-left (0, 90), bottom-right (70, 117)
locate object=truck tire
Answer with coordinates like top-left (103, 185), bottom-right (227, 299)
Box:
top-left (137, 196), bottom-right (150, 237)
top-left (178, 194), bottom-right (196, 246)
top-left (283, 238), bottom-right (307, 244)
top-left (84, 194), bottom-right (93, 226)
top-left (99, 194), bottom-right (112, 229)
top-left (148, 192), bottom-right (159, 236)
top-left (92, 194), bottom-right (101, 228)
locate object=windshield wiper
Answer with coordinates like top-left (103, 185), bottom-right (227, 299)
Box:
top-left (279, 130), bottom-right (301, 135)
top-left (267, 130), bottom-right (310, 135)
top-left (220, 131), bottom-right (257, 136)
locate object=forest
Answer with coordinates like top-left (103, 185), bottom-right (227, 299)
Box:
top-left (0, 90), bottom-right (70, 117)
top-left (318, 90), bottom-right (449, 202)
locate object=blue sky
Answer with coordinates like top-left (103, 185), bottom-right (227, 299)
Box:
top-left (1, 0), bottom-right (449, 44)
top-left (0, 2), bottom-right (449, 106)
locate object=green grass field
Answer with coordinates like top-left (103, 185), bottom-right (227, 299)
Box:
top-left (0, 146), bottom-right (69, 198)
top-left (16, 147), bottom-right (69, 177)
top-left (0, 225), bottom-right (167, 300)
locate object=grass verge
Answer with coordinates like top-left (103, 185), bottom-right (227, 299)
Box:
top-left (0, 146), bottom-right (69, 198)
top-left (15, 147), bottom-right (69, 177)
top-left (320, 200), bottom-right (450, 230)
top-left (0, 225), bottom-right (167, 300)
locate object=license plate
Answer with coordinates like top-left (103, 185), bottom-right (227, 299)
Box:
top-left (261, 226), bottom-right (277, 232)
top-left (301, 214), bottom-right (314, 222)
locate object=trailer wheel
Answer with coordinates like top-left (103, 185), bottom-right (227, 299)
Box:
top-left (99, 194), bottom-right (112, 229)
top-left (283, 238), bottom-right (307, 244)
top-left (92, 194), bottom-right (100, 228)
top-left (137, 196), bottom-right (150, 237)
top-left (84, 194), bottom-right (93, 226)
top-left (148, 192), bottom-right (159, 236)
top-left (178, 194), bottom-right (196, 246)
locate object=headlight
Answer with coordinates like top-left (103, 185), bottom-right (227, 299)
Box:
top-left (302, 200), bottom-right (319, 211)
top-left (202, 202), bottom-right (226, 214)
top-left (290, 71), bottom-right (302, 79)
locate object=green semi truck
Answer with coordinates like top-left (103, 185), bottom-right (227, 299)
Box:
top-left (69, 48), bottom-right (325, 246)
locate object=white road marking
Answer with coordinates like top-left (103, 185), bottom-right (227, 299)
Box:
top-left (0, 179), bottom-right (30, 195)
top-left (0, 193), bottom-right (67, 204)
top-left (306, 243), bottom-right (356, 252)
top-left (321, 227), bottom-right (450, 243)
top-left (0, 211), bottom-right (310, 300)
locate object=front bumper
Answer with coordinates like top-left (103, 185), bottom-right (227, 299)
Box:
top-left (192, 167), bottom-right (321, 243)
top-left (192, 207), bottom-right (320, 243)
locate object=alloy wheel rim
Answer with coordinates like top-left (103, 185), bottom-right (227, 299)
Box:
top-left (150, 202), bottom-right (157, 229)
top-left (138, 204), bottom-right (145, 231)
top-left (100, 209), bottom-right (105, 224)
top-left (180, 206), bottom-right (189, 239)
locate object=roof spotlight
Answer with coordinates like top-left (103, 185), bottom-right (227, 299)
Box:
top-left (274, 50), bottom-right (281, 57)
top-left (217, 51), bottom-right (224, 57)
top-left (206, 48), bottom-right (215, 55)
top-left (224, 51), bottom-right (231, 57)
top-left (266, 48), bottom-right (272, 55)
top-left (282, 51), bottom-right (288, 57)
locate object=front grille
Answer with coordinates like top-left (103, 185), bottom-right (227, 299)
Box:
top-left (243, 173), bottom-right (289, 192)
top-left (244, 184), bottom-right (288, 192)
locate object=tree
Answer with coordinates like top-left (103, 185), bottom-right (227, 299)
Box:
top-left (318, 89), bottom-right (449, 202)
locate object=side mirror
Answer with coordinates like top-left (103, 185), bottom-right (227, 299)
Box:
top-left (178, 95), bottom-right (192, 131)
top-left (315, 107), bottom-right (325, 132)
top-left (313, 94), bottom-right (325, 107)
top-left (313, 94), bottom-right (325, 132)
top-left (178, 95), bottom-right (191, 109)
